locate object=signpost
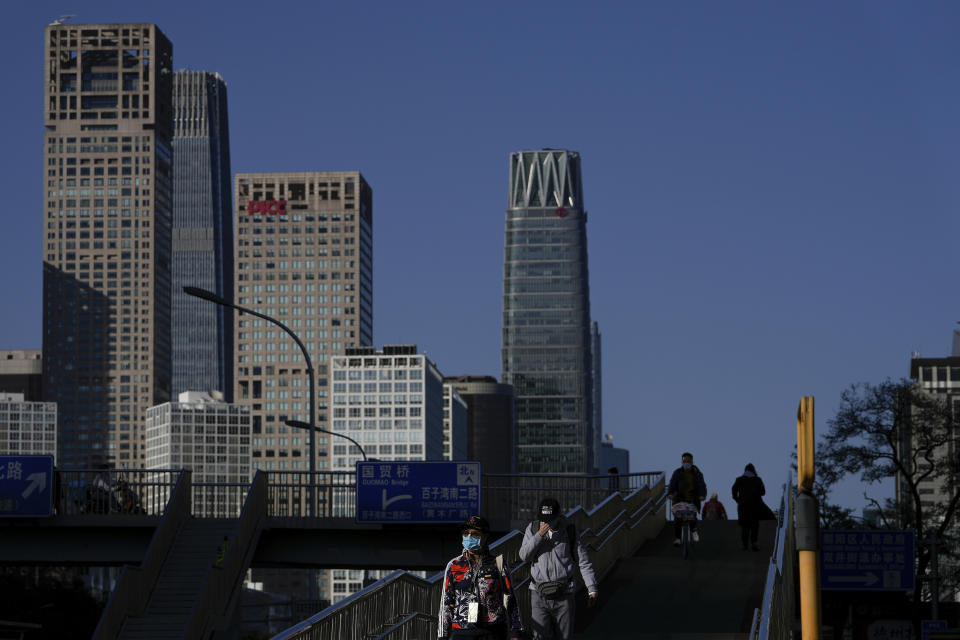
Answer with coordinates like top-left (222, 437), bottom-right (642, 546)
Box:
top-left (0, 455), bottom-right (54, 518)
top-left (355, 461), bottom-right (480, 524)
top-left (820, 529), bottom-right (915, 591)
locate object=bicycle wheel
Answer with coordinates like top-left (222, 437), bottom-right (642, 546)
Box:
top-left (681, 521), bottom-right (690, 559)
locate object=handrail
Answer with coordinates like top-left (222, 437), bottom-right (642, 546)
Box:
top-left (753, 469), bottom-right (796, 640)
top-left (270, 473), bottom-right (666, 640)
top-left (91, 469), bottom-right (192, 640)
top-left (186, 471), bottom-right (267, 639)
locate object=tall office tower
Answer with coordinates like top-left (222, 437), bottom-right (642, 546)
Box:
top-left (42, 24), bottom-right (174, 469)
top-left (171, 71), bottom-right (233, 399)
top-left (501, 149), bottom-right (594, 474)
top-left (443, 376), bottom-right (516, 474)
top-left (234, 172), bottom-right (373, 474)
top-left (235, 171), bottom-right (372, 603)
top-left (0, 351), bottom-right (43, 401)
top-left (591, 321), bottom-right (602, 473)
top-left (0, 393), bottom-right (58, 460)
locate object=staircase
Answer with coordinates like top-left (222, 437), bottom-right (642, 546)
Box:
top-left (119, 518), bottom-right (235, 639)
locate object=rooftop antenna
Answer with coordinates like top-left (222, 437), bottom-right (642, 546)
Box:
top-left (50, 15), bottom-right (75, 26)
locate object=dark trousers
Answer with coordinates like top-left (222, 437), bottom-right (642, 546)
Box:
top-left (740, 518), bottom-right (759, 548)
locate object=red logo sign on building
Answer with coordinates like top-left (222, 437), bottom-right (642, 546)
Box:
top-left (248, 200), bottom-right (287, 216)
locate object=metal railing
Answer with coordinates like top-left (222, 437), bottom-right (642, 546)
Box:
top-left (264, 471), bottom-right (357, 517)
top-left (270, 472), bottom-right (666, 640)
top-left (483, 471), bottom-right (663, 528)
top-left (749, 469), bottom-right (796, 640)
top-left (192, 482), bottom-right (251, 518)
top-left (56, 468), bottom-right (181, 516)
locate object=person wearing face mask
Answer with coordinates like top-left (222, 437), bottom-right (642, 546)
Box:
top-left (518, 497), bottom-right (598, 640)
top-left (438, 515), bottom-right (522, 640)
top-left (667, 452), bottom-right (707, 546)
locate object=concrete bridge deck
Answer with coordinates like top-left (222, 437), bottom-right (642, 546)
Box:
top-left (574, 519), bottom-right (778, 639)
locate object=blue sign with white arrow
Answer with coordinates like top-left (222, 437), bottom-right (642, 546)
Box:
top-left (0, 455), bottom-right (55, 518)
top-left (820, 529), bottom-right (915, 591)
top-left (355, 461), bottom-right (481, 524)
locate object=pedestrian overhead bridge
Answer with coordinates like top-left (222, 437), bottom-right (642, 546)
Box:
top-left (0, 469), bottom-right (796, 639)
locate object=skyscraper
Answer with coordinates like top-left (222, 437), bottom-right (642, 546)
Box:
top-left (501, 149), bottom-right (594, 473)
top-left (235, 171), bottom-right (372, 601)
top-left (171, 70), bottom-right (233, 399)
top-left (42, 23), bottom-right (174, 468)
top-left (234, 171), bottom-right (373, 474)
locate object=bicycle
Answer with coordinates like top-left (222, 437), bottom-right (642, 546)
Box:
top-left (671, 502), bottom-right (699, 559)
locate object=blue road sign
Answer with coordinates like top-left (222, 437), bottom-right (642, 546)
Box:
top-left (820, 529), bottom-right (915, 591)
top-left (355, 461), bottom-right (481, 524)
top-left (0, 455), bottom-right (55, 518)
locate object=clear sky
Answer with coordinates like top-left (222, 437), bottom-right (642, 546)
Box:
top-left (2, 1), bottom-right (958, 512)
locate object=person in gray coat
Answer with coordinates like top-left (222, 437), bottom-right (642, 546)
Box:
top-left (519, 497), bottom-right (598, 640)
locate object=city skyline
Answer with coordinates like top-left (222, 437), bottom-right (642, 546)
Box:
top-left (2, 4), bottom-right (959, 510)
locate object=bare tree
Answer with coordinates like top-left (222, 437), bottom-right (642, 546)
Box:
top-left (818, 379), bottom-right (960, 602)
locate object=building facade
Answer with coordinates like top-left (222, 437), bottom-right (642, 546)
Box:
top-left (233, 172), bottom-right (373, 474)
top-left (145, 391), bottom-right (250, 514)
top-left (171, 70), bottom-right (233, 399)
top-left (234, 172), bottom-right (372, 602)
top-left (442, 383), bottom-right (468, 461)
top-left (591, 321), bottom-right (602, 473)
top-left (443, 376), bottom-right (516, 474)
top-left (907, 356), bottom-right (960, 515)
top-left (501, 149), bottom-right (595, 473)
top-left (328, 345), bottom-right (448, 604)
top-left (0, 351), bottom-right (43, 401)
top-left (330, 345), bottom-right (446, 469)
top-left (0, 393), bottom-right (58, 460)
top-left (42, 23), bottom-right (174, 468)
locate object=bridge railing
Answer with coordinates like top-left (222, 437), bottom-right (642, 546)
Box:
top-left (270, 472), bottom-right (666, 640)
top-left (749, 469), bottom-right (796, 640)
top-left (482, 471), bottom-right (663, 529)
top-left (57, 468), bottom-right (181, 516)
top-left (263, 471), bottom-right (357, 517)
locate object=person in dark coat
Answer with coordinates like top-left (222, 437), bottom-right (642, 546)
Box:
top-left (731, 463), bottom-right (766, 551)
top-left (667, 452), bottom-right (707, 545)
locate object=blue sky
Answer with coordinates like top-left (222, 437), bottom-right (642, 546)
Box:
top-left (2, 1), bottom-right (958, 511)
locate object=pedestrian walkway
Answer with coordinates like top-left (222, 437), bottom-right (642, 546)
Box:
top-left (574, 519), bottom-right (777, 640)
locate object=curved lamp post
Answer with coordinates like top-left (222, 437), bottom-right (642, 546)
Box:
top-left (183, 286), bottom-right (317, 514)
top-left (284, 419), bottom-right (367, 461)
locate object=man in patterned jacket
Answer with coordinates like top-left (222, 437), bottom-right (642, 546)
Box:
top-left (438, 515), bottom-right (522, 639)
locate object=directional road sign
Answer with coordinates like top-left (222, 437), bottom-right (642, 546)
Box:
top-left (355, 461), bottom-right (480, 524)
top-left (820, 529), bottom-right (915, 591)
top-left (0, 455), bottom-right (55, 518)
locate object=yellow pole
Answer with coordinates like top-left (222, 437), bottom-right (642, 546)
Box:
top-left (797, 396), bottom-right (821, 640)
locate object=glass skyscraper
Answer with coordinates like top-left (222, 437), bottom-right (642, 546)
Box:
top-left (501, 149), bottom-right (595, 474)
top-left (171, 70), bottom-right (233, 399)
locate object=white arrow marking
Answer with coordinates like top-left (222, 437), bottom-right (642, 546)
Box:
top-left (382, 490), bottom-right (412, 510)
top-left (21, 473), bottom-right (47, 499)
top-left (827, 573), bottom-right (879, 587)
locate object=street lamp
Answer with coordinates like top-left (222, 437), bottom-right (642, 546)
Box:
top-left (183, 286), bottom-right (317, 513)
top-left (285, 419), bottom-right (367, 461)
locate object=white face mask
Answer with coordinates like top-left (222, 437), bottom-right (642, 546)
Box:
top-left (682, 462), bottom-right (692, 470)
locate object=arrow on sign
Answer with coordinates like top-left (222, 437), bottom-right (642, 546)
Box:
top-left (382, 490), bottom-right (412, 510)
top-left (21, 472), bottom-right (47, 499)
top-left (827, 573), bottom-right (879, 587)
